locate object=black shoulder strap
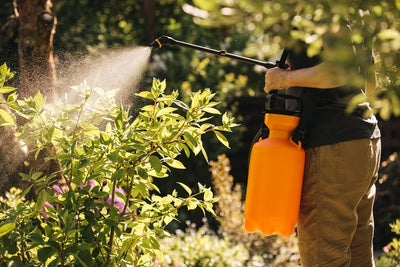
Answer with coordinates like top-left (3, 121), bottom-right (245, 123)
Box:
top-left (291, 88), bottom-right (320, 146)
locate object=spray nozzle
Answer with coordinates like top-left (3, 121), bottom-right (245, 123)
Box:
top-left (150, 36), bottom-right (177, 49)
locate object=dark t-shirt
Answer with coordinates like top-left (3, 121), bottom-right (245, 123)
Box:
top-left (285, 48), bottom-right (380, 148)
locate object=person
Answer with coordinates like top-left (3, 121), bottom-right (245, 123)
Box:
top-left (264, 43), bottom-right (381, 266)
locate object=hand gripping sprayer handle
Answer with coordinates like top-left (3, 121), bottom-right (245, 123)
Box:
top-left (150, 35), bottom-right (288, 69)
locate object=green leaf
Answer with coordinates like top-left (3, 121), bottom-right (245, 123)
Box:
top-left (0, 223), bottom-right (15, 238)
top-left (149, 155), bottom-right (162, 172)
top-left (183, 132), bottom-right (198, 147)
top-left (29, 233), bottom-right (45, 244)
top-left (186, 198), bottom-right (198, 210)
top-left (38, 246), bottom-right (53, 263)
top-left (200, 123), bottom-right (213, 131)
top-left (202, 107), bottom-right (221, 114)
top-left (177, 182), bottom-right (192, 195)
top-left (156, 107), bottom-right (178, 117)
top-left (203, 188), bottom-right (213, 202)
top-left (163, 215), bottom-right (174, 225)
top-left (0, 63), bottom-right (7, 78)
top-left (159, 79), bottom-right (166, 92)
top-left (100, 132), bottom-right (111, 144)
top-left (193, 0), bottom-right (218, 12)
top-left (141, 105), bottom-right (155, 112)
top-left (214, 131), bottom-right (230, 148)
top-left (204, 202), bottom-right (215, 215)
top-left (44, 126), bottom-right (56, 141)
top-left (151, 79), bottom-right (164, 98)
top-left (21, 184), bottom-right (34, 199)
top-left (137, 167), bottom-right (148, 179)
top-left (111, 168), bottom-right (126, 181)
top-left (200, 143), bottom-right (209, 163)
top-left (0, 109), bottom-right (15, 126)
top-left (157, 95), bottom-right (175, 102)
top-left (190, 91), bottom-right (201, 109)
top-left (115, 112), bottom-right (123, 130)
top-left (34, 190), bottom-right (47, 213)
top-left (80, 123), bottom-right (100, 136)
top-left (166, 159), bottom-right (186, 169)
top-left (378, 29), bottom-right (400, 40)
top-left (31, 172), bottom-right (43, 181)
top-left (34, 91), bottom-right (45, 112)
top-left (107, 151), bottom-right (120, 163)
top-left (19, 173), bottom-right (31, 181)
top-left (0, 86), bottom-right (16, 94)
top-left (136, 91), bottom-right (154, 100)
top-left (76, 248), bottom-right (93, 267)
top-left (180, 143), bottom-right (191, 157)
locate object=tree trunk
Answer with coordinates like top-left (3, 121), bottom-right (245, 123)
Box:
top-left (0, 97), bottom-right (29, 195)
top-left (14, 0), bottom-right (57, 100)
top-left (142, 0), bottom-right (156, 45)
top-left (0, 15), bottom-right (19, 47)
top-left (0, 0), bottom-right (59, 197)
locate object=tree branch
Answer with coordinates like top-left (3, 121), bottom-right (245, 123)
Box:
top-left (0, 15), bottom-right (19, 47)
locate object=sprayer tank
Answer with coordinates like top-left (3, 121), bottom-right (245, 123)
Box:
top-left (245, 113), bottom-right (305, 237)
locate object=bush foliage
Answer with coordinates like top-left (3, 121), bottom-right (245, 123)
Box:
top-left (0, 63), bottom-right (238, 266)
top-left (160, 221), bottom-right (250, 267)
top-left (375, 218), bottom-right (400, 266)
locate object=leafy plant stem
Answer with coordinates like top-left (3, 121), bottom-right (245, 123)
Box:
top-left (136, 192), bottom-right (203, 220)
top-left (61, 234), bottom-right (66, 267)
top-left (84, 151), bottom-right (106, 181)
top-left (121, 170), bottom-right (133, 216)
top-left (38, 113), bottom-right (50, 132)
top-left (121, 232), bottom-right (148, 262)
top-left (107, 179), bottom-right (117, 262)
top-left (91, 227), bottom-right (107, 262)
top-left (151, 99), bottom-right (158, 126)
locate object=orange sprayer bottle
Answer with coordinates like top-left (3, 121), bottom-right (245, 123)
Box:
top-left (245, 93), bottom-right (304, 237)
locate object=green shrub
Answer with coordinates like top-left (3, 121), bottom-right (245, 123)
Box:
top-left (160, 221), bottom-right (250, 267)
top-left (374, 253), bottom-right (399, 267)
top-left (0, 63), bottom-right (238, 266)
top-left (375, 152), bottom-right (400, 249)
top-left (376, 219), bottom-right (400, 266)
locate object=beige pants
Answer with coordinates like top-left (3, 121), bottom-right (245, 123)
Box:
top-left (298, 138), bottom-right (381, 267)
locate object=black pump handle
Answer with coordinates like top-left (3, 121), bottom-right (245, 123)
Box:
top-left (268, 48), bottom-right (289, 95)
top-left (277, 49), bottom-right (289, 69)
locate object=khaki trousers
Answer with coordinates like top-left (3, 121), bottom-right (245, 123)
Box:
top-left (298, 138), bottom-right (381, 267)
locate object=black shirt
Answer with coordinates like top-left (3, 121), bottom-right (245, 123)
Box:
top-left (285, 48), bottom-right (380, 148)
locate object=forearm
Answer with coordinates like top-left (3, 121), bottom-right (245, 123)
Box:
top-left (264, 63), bottom-right (348, 92)
top-left (287, 63), bottom-right (347, 89)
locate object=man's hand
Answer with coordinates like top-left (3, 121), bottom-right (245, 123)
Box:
top-left (264, 67), bottom-right (290, 93)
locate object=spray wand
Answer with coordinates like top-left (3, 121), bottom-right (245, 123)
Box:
top-left (150, 35), bottom-right (298, 120)
top-left (150, 35), bottom-right (288, 69)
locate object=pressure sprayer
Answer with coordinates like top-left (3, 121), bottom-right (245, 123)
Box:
top-left (150, 36), bottom-right (305, 237)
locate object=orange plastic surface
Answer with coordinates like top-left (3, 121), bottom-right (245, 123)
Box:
top-left (244, 113), bottom-right (305, 237)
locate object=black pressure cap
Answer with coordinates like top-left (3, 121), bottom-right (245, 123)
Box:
top-left (150, 36), bottom-right (177, 49)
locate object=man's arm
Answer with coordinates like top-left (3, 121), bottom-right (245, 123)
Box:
top-left (264, 62), bottom-right (348, 92)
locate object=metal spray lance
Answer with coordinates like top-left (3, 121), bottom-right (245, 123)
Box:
top-left (150, 35), bottom-right (288, 69)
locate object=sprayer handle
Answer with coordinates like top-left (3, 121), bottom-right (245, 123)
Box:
top-left (277, 49), bottom-right (289, 69)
